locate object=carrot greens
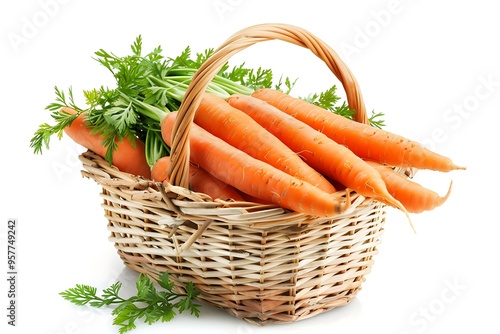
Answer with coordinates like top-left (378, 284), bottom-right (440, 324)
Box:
top-left (30, 35), bottom-right (373, 167)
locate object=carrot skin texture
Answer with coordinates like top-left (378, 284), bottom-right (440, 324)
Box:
top-left (151, 156), bottom-right (245, 201)
top-left (236, 191), bottom-right (274, 204)
top-left (62, 107), bottom-right (151, 179)
top-left (226, 94), bottom-right (404, 207)
top-left (251, 89), bottom-right (464, 172)
top-left (161, 111), bottom-right (346, 217)
top-left (194, 93), bottom-right (336, 193)
top-left (188, 163), bottom-right (245, 201)
top-left (365, 161), bottom-right (452, 213)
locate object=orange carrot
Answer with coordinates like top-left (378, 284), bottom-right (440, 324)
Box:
top-left (193, 93), bottom-right (336, 193)
top-left (62, 107), bottom-right (151, 178)
top-left (365, 160), bottom-right (453, 213)
top-left (151, 156), bottom-right (245, 201)
top-left (161, 111), bottom-right (348, 217)
top-left (251, 88), bottom-right (465, 172)
top-left (150, 156), bottom-right (172, 182)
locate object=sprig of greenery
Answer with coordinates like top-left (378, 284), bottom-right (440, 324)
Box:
top-left (60, 272), bottom-right (200, 333)
top-left (30, 86), bottom-right (83, 154)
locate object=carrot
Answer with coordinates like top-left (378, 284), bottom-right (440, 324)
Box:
top-left (226, 94), bottom-right (414, 229)
top-left (251, 88), bottom-right (465, 172)
top-left (161, 111), bottom-right (348, 217)
top-left (193, 93), bottom-right (336, 193)
top-left (61, 107), bottom-right (151, 178)
top-left (365, 160), bottom-right (453, 213)
top-left (151, 156), bottom-right (245, 201)
top-left (151, 156), bottom-right (171, 182)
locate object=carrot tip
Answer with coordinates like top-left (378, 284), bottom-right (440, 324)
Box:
top-left (384, 193), bottom-right (416, 234)
top-left (443, 180), bottom-right (453, 202)
top-left (392, 197), bottom-right (416, 234)
top-left (405, 210), bottom-right (417, 234)
top-left (401, 204), bottom-right (416, 234)
top-left (449, 162), bottom-right (466, 171)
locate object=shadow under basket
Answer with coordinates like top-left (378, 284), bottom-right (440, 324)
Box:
top-left (78, 23), bottom-right (392, 325)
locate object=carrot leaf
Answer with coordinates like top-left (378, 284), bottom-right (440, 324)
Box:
top-left (30, 91), bottom-right (82, 154)
top-left (274, 75), bottom-right (298, 94)
top-left (45, 86), bottom-right (82, 112)
top-left (60, 272), bottom-right (200, 333)
top-left (368, 110), bottom-right (386, 129)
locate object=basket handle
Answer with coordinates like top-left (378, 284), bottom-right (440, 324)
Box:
top-left (167, 23), bottom-right (367, 189)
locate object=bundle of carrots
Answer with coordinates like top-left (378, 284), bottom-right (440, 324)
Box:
top-left (31, 37), bottom-right (465, 226)
top-left (164, 91), bottom-right (463, 220)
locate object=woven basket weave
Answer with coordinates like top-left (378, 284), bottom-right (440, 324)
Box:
top-left (80, 23), bottom-right (389, 325)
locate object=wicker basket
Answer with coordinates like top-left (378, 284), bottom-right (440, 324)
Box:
top-left (80, 23), bottom-right (389, 325)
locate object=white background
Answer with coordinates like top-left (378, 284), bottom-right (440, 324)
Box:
top-left (1, 0), bottom-right (499, 333)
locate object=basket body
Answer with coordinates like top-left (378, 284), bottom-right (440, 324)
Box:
top-left (81, 151), bottom-right (387, 325)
